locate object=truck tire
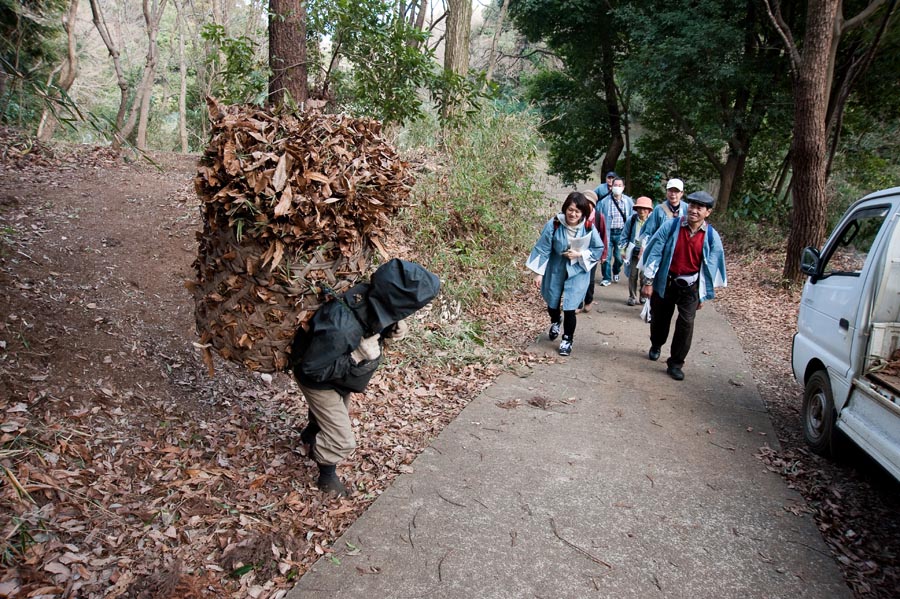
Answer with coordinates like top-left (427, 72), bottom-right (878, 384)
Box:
top-left (802, 370), bottom-right (836, 456)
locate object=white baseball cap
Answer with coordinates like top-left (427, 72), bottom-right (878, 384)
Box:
top-left (666, 178), bottom-right (684, 191)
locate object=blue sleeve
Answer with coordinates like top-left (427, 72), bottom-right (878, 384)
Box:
top-left (640, 208), bottom-right (662, 244)
top-left (642, 218), bottom-right (677, 281)
top-left (590, 227), bottom-right (605, 263)
top-left (526, 220), bottom-right (555, 275)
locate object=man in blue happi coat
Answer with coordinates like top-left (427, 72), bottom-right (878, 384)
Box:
top-left (640, 190), bottom-right (727, 381)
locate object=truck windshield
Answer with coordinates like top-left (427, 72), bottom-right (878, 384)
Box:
top-left (822, 206), bottom-right (890, 276)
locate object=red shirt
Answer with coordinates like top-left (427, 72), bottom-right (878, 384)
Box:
top-left (669, 223), bottom-right (705, 276)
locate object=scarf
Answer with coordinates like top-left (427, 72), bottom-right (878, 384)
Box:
top-left (557, 213), bottom-right (582, 239)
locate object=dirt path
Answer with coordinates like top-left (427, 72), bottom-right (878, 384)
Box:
top-left (2, 148), bottom-right (201, 403)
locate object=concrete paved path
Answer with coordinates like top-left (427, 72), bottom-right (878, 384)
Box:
top-left (287, 283), bottom-right (850, 599)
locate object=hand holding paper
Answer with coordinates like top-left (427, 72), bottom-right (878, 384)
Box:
top-left (566, 233), bottom-right (591, 264)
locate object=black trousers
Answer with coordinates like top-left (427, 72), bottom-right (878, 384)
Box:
top-left (582, 264), bottom-right (597, 306)
top-left (649, 278), bottom-right (700, 368)
top-left (548, 306), bottom-right (577, 339)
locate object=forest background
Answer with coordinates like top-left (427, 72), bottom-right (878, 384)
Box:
top-left (3, 0), bottom-right (899, 273)
top-left (2, 0), bottom-right (900, 598)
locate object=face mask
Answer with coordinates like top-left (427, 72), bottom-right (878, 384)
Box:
top-left (612, 186), bottom-right (624, 196)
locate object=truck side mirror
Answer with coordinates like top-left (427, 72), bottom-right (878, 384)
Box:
top-left (800, 247), bottom-right (821, 280)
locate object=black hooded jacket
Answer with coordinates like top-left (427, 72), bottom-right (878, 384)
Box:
top-left (292, 259), bottom-right (440, 394)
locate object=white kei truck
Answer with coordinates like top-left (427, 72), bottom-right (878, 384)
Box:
top-left (793, 186), bottom-right (900, 479)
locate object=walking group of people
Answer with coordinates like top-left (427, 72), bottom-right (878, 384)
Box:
top-left (286, 173), bottom-right (727, 496)
top-left (526, 172), bottom-right (727, 382)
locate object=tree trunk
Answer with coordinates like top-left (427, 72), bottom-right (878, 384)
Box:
top-left (442, 0), bottom-right (472, 120)
top-left (268, 0), bottom-right (308, 107)
top-left (824, 1), bottom-right (896, 177)
top-left (444, 0), bottom-right (471, 75)
top-left (89, 0), bottom-right (129, 149)
top-left (175, 0), bottom-right (188, 152)
top-left (186, 0), bottom-right (211, 142)
top-left (136, 0), bottom-right (168, 150)
top-left (121, 0), bottom-right (168, 148)
top-left (622, 97), bottom-right (632, 195)
top-left (717, 151), bottom-right (748, 217)
top-left (783, 0), bottom-right (840, 282)
top-left (772, 149), bottom-right (792, 200)
top-left (599, 26), bottom-right (623, 178)
top-left (484, 0), bottom-right (510, 84)
top-left (36, 0), bottom-right (79, 142)
top-left (406, 0), bottom-right (429, 49)
top-left (414, 0), bottom-right (428, 30)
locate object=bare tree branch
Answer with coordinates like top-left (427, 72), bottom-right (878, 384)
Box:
top-left (842, 0), bottom-right (887, 32)
top-left (761, 0), bottom-right (801, 70)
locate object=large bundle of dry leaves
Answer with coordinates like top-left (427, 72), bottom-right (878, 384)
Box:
top-left (190, 99), bottom-right (414, 373)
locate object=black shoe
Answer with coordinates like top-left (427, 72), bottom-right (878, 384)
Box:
top-left (648, 346), bottom-right (661, 361)
top-left (549, 321), bottom-right (561, 341)
top-left (299, 426), bottom-right (317, 457)
top-left (667, 366), bottom-right (685, 381)
top-left (317, 464), bottom-right (348, 496)
top-left (558, 335), bottom-right (572, 356)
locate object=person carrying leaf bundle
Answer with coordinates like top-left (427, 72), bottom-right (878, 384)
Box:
top-left (290, 258), bottom-right (441, 496)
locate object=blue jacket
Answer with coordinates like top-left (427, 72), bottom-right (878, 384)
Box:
top-left (527, 215), bottom-right (605, 311)
top-left (642, 217), bottom-right (727, 303)
top-left (598, 194), bottom-right (634, 248)
top-left (640, 200), bottom-right (687, 245)
top-left (594, 183), bottom-right (610, 199)
top-left (619, 212), bottom-right (650, 256)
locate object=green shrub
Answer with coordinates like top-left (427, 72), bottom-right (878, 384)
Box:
top-left (398, 104), bottom-right (544, 308)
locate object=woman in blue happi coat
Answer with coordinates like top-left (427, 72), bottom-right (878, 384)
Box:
top-left (526, 191), bottom-right (605, 356)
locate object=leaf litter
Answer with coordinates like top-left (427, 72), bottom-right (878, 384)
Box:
top-left (718, 243), bottom-right (900, 598)
top-left (2, 129), bottom-right (896, 598)
top-left (0, 130), bottom-right (547, 598)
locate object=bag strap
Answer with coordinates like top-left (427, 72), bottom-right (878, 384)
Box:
top-left (319, 282), bottom-right (372, 333)
top-left (612, 197), bottom-right (627, 221)
top-left (624, 215), bottom-right (635, 240)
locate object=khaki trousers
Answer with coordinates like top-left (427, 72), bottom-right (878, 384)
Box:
top-left (297, 383), bottom-right (357, 466)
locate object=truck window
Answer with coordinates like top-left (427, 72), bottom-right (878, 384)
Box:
top-left (821, 206), bottom-right (890, 276)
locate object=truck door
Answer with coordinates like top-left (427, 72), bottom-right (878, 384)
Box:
top-left (800, 205), bottom-right (892, 380)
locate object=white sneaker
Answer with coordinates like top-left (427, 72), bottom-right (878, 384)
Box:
top-left (549, 321), bottom-right (561, 340)
top-left (600, 279), bottom-right (611, 287)
top-left (613, 274), bottom-right (620, 283)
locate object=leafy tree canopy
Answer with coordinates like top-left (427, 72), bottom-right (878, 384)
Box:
top-left (1, 0), bottom-right (69, 125)
top-left (616, 0), bottom-right (791, 208)
top-left (307, 0), bottom-right (487, 126)
top-left (524, 68), bottom-right (606, 184)
top-left (507, 0), bottom-right (617, 183)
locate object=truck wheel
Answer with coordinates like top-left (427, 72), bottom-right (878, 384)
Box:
top-left (802, 370), bottom-right (836, 456)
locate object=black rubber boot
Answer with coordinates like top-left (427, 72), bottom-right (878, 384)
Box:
top-left (317, 464), bottom-right (348, 496)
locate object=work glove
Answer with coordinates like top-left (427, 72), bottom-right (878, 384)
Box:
top-left (382, 319), bottom-right (409, 346)
top-left (350, 333), bottom-right (381, 364)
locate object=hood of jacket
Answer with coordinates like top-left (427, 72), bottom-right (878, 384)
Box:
top-left (359, 259), bottom-right (440, 332)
